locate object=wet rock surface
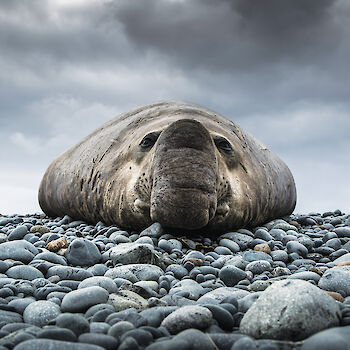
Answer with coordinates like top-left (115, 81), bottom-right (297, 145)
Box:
top-left (0, 210), bottom-right (348, 349)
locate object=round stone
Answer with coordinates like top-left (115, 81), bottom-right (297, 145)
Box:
top-left (6, 265), bottom-right (44, 280)
top-left (240, 280), bottom-right (341, 341)
top-left (161, 305), bottom-right (212, 334)
top-left (65, 238), bottom-right (101, 266)
top-left (78, 276), bottom-right (117, 293)
top-left (219, 265), bottom-right (247, 287)
top-left (23, 300), bottom-right (61, 327)
top-left (61, 286), bottom-right (109, 312)
top-left (318, 266), bottom-right (350, 296)
top-left (55, 313), bottom-right (90, 336)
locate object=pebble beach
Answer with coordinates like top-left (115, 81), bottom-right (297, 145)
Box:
top-left (0, 210), bottom-right (349, 350)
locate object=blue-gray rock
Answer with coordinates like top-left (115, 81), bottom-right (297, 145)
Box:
top-left (0, 310), bottom-right (23, 323)
top-left (145, 328), bottom-right (217, 350)
top-left (269, 229), bottom-right (286, 241)
top-left (333, 253), bottom-right (350, 264)
top-left (270, 250), bottom-right (289, 262)
top-left (218, 232), bottom-right (253, 250)
top-left (61, 286), bottom-right (109, 312)
top-left (37, 327), bottom-right (77, 342)
top-left (78, 333), bottom-right (119, 350)
top-left (139, 306), bottom-right (178, 328)
top-left (65, 238), bottom-right (101, 266)
top-left (87, 264), bottom-right (108, 276)
top-left (8, 225), bottom-right (28, 241)
top-left (78, 276), bottom-right (117, 293)
top-left (23, 300), bottom-right (61, 327)
top-left (13, 339), bottom-right (105, 350)
top-left (202, 304), bottom-right (234, 331)
top-left (243, 250), bottom-right (272, 262)
top-left (197, 287), bottom-right (249, 304)
top-left (89, 322), bottom-right (110, 334)
top-left (8, 298), bottom-right (35, 314)
top-left (55, 313), bottom-right (90, 336)
top-left (219, 265), bottom-right (247, 287)
top-left (46, 266), bottom-right (93, 281)
top-left (334, 227), bottom-right (350, 238)
top-left (301, 325), bottom-right (350, 350)
top-left (169, 279), bottom-right (204, 300)
top-left (254, 229), bottom-right (273, 241)
top-left (107, 320), bottom-right (135, 338)
top-left (245, 260), bottom-right (272, 275)
top-left (0, 241), bottom-right (38, 263)
top-left (288, 271), bottom-right (321, 283)
top-left (240, 280), bottom-right (341, 340)
top-left (166, 264), bottom-right (188, 279)
top-left (139, 222), bottom-right (164, 238)
top-left (34, 251), bottom-right (67, 265)
top-left (109, 243), bottom-right (173, 269)
top-left (6, 265), bottom-right (44, 280)
top-left (318, 266), bottom-right (350, 296)
top-left (161, 305), bottom-right (212, 334)
top-left (286, 241), bottom-right (308, 257)
top-left (238, 292), bottom-right (262, 312)
top-left (219, 239), bottom-right (240, 253)
top-left (231, 336), bottom-right (258, 350)
top-left (105, 264), bottom-right (164, 282)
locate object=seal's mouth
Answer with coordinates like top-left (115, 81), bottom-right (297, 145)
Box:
top-left (150, 187), bottom-right (217, 230)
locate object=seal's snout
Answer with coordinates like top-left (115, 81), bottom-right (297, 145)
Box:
top-left (150, 119), bottom-right (218, 230)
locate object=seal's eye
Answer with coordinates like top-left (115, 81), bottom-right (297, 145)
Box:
top-left (215, 137), bottom-right (233, 152)
top-left (139, 133), bottom-right (159, 149)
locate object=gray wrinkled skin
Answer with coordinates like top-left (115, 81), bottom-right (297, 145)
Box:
top-left (39, 101), bottom-right (296, 234)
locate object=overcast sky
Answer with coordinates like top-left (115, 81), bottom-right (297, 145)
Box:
top-left (1, 0), bottom-right (349, 216)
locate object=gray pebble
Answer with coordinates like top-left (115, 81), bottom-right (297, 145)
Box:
top-left (8, 225), bottom-right (28, 241)
top-left (55, 313), bottom-right (90, 336)
top-left (161, 305), bottom-right (212, 334)
top-left (13, 339), bottom-right (105, 350)
top-left (6, 265), bottom-right (44, 280)
top-left (65, 238), bottom-right (101, 266)
top-left (61, 286), bottom-right (109, 312)
top-left (23, 300), bottom-right (61, 327)
top-left (219, 265), bottom-right (247, 287)
top-left (78, 276), bottom-right (117, 293)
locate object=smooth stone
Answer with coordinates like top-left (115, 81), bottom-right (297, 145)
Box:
top-left (6, 265), bottom-right (44, 280)
top-left (238, 292), bottom-right (262, 313)
top-left (146, 329), bottom-right (217, 350)
top-left (89, 322), bottom-right (110, 334)
top-left (13, 339), bottom-right (105, 350)
top-left (34, 251), bottom-right (67, 265)
top-left (169, 279), bottom-right (204, 300)
top-left (119, 328), bottom-right (153, 346)
top-left (139, 222), bottom-right (164, 239)
top-left (139, 306), bottom-right (178, 328)
top-left (109, 243), bottom-right (172, 269)
top-left (8, 298), bottom-right (36, 315)
top-left (197, 287), bottom-right (249, 304)
top-left (105, 264), bottom-right (164, 282)
top-left (243, 250), bottom-right (272, 262)
top-left (218, 232), bottom-right (253, 250)
top-left (245, 260), bottom-right (272, 275)
top-left (8, 225), bottom-right (28, 240)
top-left (254, 229), bottom-right (273, 241)
top-left (0, 241), bottom-right (38, 263)
top-left (231, 336), bottom-right (257, 350)
top-left (37, 327), bottom-right (77, 342)
top-left (78, 333), bottom-right (119, 350)
top-left (65, 238), bottom-right (101, 266)
top-left (108, 290), bottom-right (148, 311)
top-left (85, 304), bottom-right (115, 318)
top-left (268, 229), bottom-right (286, 241)
top-left (333, 253), bottom-right (350, 264)
top-left (219, 239), bottom-right (240, 253)
top-left (286, 241), bottom-right (308, 257)
top-left (318, 266), bottom-right (350, 296)
top-left (78, 276), bottom-right (117, 293)
top-left (61, 286), bottom-right (109, 312)
top-left (334, 227), bottom-right (350, 238)
top-left (165, 264), bottom-right (188, 279)
top-left (46, 266), bottom-right (93, 281)
top-left (55, 313), bottom-right (90, 336)
top-left (202, 304), bottom-right (235, 331)
top-left (107, 320), bottom-right (135, 338)
top-left (219, 265), bottom-right (247, 287)
top-left (288, 271), bottom-right (321, 283)
top-left (161, 305), bottom-right (212, 334)
top-left (87, 264), bottom-right (108, 276)
top-left (240, 280), bottom-right (341, 341)
top-left (23, 301), bottom-right (61, 327)
top-left (301, 325), bottom-right (350, 350)
top-left (0, 310), bottom-right (23, 323)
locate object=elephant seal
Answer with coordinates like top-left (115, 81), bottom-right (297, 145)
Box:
top-left (38, 101), bottom-right (296, 234)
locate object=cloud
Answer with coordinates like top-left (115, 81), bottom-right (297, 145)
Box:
top-left (0, 0), bottom-right (349, 214)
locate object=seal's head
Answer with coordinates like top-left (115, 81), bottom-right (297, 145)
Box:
top-left (39, 101), bottom-right (296, 234)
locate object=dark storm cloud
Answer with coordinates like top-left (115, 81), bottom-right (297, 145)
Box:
top-left (112, 0), bottom-right (341, 70)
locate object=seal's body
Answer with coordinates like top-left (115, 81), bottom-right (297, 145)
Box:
top-left (39, 101), bottom-right (296, 234)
